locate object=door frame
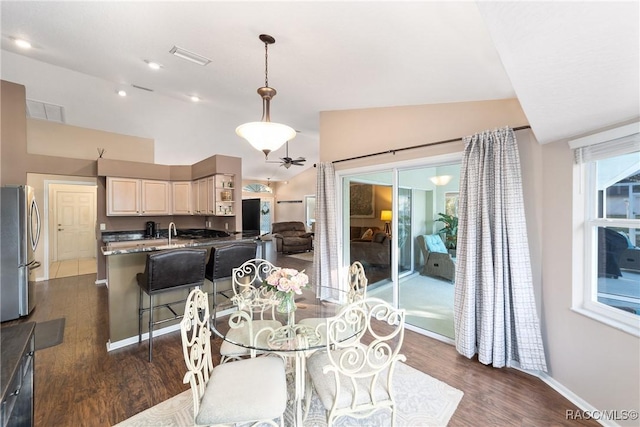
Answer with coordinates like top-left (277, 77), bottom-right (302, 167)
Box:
top-left (44, 179), bottom-right (97, 280)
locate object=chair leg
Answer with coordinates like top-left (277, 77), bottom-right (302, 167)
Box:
top-left (138, 287), bottom-right (143, 344)
top-left (148, 293), bottom-right (153, 362)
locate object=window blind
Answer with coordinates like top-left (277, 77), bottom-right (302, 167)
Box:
top-left (568, 122), bottom-right (640, 164)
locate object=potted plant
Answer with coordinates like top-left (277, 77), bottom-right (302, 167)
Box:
top-left (435, 213), bottom-right (458, 256)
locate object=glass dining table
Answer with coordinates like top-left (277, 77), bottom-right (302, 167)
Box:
top-left (210, 286), bottom-right (353, 427)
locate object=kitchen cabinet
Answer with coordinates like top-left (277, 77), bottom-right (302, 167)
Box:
top-left (106, 177), bottom-right (170, 216)
top-left (192, 178), bottom-right (210, 215)
top-left (1, 322), bottom-right (35, 427)
top-left (171, 181), bottom-right (192, 215)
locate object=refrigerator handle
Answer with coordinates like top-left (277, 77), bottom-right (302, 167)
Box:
top-left (30, 197), bottom-right (41, 251)
top-left (27, 260), bottom-right (41, 270)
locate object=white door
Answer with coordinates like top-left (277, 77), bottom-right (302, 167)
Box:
top-left (55, 187), bottom-right (96, 261)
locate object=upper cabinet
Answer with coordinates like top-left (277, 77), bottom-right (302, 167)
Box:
top-left (171, 181), bottom-right (192, 215)
top-left (107, 177), bottom-right (170, 216)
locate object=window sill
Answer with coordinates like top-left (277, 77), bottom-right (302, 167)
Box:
top-left (571, 306), bottom-right (640, 338)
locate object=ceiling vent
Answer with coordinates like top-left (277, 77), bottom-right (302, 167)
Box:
top-left (26, 99), bottom-right (65, 123)
top-left (169, 45), bottom-right (211, 66)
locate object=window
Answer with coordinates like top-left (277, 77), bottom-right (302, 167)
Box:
top-left (572, 125), bottom-right (640, 336)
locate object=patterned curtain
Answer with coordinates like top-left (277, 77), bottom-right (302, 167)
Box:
top-left (454, 127), bottom-right (547, 372)
top-left (313, 163), bottom-right (340, 298)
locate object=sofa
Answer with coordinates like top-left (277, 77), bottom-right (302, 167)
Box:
top-left (272, 221), bottom-right (313, 254)
top-left (349, 227), bottom-right (391, 268)
top-left (417, 234), bottom-right (455, 282)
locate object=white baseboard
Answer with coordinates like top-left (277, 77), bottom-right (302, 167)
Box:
top-left (515, 366), bottom-right (612, 427)
top-left (105, 323), bottom-right (181, 352)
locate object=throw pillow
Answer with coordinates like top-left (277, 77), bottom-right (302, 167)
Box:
top-left (361, 228), bottom-right (374, 240)
top-left (424, 234), bottom-right (448, 254)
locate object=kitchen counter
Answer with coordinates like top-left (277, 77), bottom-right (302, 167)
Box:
top-left (101, 232), bottom-right (261, 256)
top-left (101, 230), bottom-right (264, 350)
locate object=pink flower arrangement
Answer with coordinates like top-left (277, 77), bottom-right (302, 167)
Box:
top-left (264, 268), bottom-right (309, 295)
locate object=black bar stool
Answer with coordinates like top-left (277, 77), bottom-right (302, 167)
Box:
top-left (137, 248), bottom-right (207, 362)
top-left (205, 242), bottom-right (257, 313)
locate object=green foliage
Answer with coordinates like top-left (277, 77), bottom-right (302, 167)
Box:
top-left (436, 213), bottom-right (458, 249)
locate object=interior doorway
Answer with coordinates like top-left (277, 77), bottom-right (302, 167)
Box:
top-left (47, 181), bottom-right (97, 279)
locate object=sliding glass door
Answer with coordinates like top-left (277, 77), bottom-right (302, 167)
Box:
top-left (341, 158), bottom-right (461, 341)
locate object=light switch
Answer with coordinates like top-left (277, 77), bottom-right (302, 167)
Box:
top-left (99, 223), bottom-right (106, 231)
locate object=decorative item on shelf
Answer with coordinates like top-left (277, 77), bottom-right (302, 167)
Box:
top-left (263, 268), bottom-right (309, 314)
top-left (221, 190), bottom-right (232, 201)
top-left (235, 34), bottom-right (296, 159)
top-left (227, 181), bottom-right (234, 188)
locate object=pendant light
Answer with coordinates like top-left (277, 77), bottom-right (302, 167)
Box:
top-left (236, 34), bottom-right (296, 158)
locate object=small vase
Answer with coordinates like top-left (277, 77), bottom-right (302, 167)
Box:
top-left (277, 292), bottom-right (296, 314)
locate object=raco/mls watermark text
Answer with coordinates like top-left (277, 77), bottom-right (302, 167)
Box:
top-left (566, 409), bottom-right (639, 421)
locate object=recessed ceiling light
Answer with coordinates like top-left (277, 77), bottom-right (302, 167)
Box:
top-left (169, 45), bottom-right (211, 66)
top-left (14, 38), bottom-right (31, 49)
top-left (190, 95), bottom-right (200, 102)
top-left (144, 60), bottom-right (162, 70)
top-left (117, 90), bottom-right (127, 97)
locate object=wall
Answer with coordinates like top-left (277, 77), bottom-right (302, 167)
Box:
top-left (319, 97), bottom-right (639, 419)
top-left (27, 119), bottom-right (154, 162)
top-left (272, 167), bottom-right (316, 224)
top-left (541, 140), bottom-right (639, 423)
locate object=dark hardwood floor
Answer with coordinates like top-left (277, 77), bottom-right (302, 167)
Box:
top-left (2, 245), bottom-right (597, 426)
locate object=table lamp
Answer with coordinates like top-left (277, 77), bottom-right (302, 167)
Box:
top-left (380, 210), bottom-right (392, 235)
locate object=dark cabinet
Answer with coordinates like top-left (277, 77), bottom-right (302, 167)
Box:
top-left (1, 322), bottom-right (35, 427)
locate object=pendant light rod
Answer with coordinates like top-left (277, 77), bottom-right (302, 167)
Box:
top-left (236, 33), bottom-right (296, 158)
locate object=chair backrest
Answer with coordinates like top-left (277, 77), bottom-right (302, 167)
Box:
top-left (272, 221), bottom-right (307, 234)
top-left (231, 258), bottom-right (280, 318)
top-left (205, 242), bottom-right (257, 281)
top-left (180, 289), bottom-right (213, 418)
top-left (347, 261), bottom-right (368, 303)
top-left (324, 298), bottom-right (406, 411)
top-left (140, 248), bottom-right (207, 293)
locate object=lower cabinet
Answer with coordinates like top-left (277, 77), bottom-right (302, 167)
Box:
top-left (1, 322), bottom-right (35, 427)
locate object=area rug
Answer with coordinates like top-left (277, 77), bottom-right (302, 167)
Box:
top-left (286, 251), bottom-right (314, 262)
top-left (35, 318), bottom-right (65, 351)
top-left (114, 361), bottom-right (463, 427)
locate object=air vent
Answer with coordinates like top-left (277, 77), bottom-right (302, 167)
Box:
top-left (169, 45), bottom-right (211, 66)
top-left (26, 99), bottom-right (65, 123)
top-left (131, 84), bottom-right (154, 92)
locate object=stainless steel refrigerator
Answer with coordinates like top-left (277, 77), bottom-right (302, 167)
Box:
top-left (1, 185), bottom-right (41, 322)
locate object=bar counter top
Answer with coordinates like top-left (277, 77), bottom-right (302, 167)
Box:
top-left (101, 232), bottom-right (260, 256)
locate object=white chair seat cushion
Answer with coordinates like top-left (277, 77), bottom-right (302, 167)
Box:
top-left (306, 349), bottom-right (391, 411)
top-left (220, 319), bottom-right (282, 356)
top-left (196, 356), bottom-right (287, 425)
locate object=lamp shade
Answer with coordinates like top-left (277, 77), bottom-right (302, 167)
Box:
top-left (380, 210), bottom-right (392, 222)
top-left (236, 121), bottom-right (297, 155)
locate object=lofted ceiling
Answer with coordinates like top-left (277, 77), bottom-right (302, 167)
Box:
top-left (1, 1), bottom-right (637, 181)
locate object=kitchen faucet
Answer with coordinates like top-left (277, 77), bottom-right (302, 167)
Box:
top-left (168, 222), bottom-right (177, 245)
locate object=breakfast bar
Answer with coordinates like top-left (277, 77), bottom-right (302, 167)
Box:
top-left (101, 229), bottom-right (262, 351)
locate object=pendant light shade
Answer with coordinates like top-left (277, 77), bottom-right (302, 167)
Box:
top-left (235, 121), bottom-right (297, 155)
top-left (236, 34), bottom-right (295, 158)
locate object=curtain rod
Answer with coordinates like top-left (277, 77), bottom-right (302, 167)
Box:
top-left (329, 125), bottom-right (531, 165)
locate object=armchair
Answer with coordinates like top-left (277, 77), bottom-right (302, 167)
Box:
top-left (417, 234), bottom-right (456, 282)
top-left (272, 221), bottom-right (313, 254)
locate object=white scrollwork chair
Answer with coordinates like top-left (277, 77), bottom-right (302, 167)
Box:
top-left (298, 261), bottom-right (368, 336)
top-left (304, 298), bottom-right (407, 426)
top-left (219, 258), bottom-right (283, 363)
top-left (180, 288), bottom-right (287, 427)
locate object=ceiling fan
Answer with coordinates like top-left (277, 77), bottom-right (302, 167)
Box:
top-left (266, 141), bottom-right (306, 169)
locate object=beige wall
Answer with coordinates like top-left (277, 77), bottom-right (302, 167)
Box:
top-left (27, 119), bottom-right (154, 162)
top-left (273, 167), bottom-right (316, 224)
top-left (541, 141), bottom-right (639, 422)
top-left (319, 97), bottom-right (639, 419)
